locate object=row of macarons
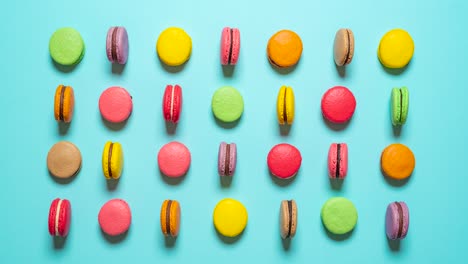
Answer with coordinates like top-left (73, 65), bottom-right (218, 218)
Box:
top-left (54, 84), bottom-right (410, 127)
top-left (49, 197), bottom-right (409, 242)
top-left (49, 26), bottom-right (414, 70)
top-left (47, 141), bottom-right (416, 182)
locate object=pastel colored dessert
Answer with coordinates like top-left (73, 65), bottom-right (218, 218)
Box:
top-left (267, 143), bottom-right (302, 179)
top-left (280, 200), bottom-right (297, 239)
top-left (381, 143), bottom-right (415, 180)
top-left (102, 141), bottom-right (123, 179)
top-left (156, 27), bottom-right (192, 66)
top-left (49, 27), bottom-right (85, 66)
top-left (218, 142), bottom-right (237, 176)
top-left (391, 87), bottom-right (409, 126)
top-left (99, 86), bottom-right (133, 123)
top-left (276, 86), bottom-right (295, 125)
top-left (160, 199), bottom-right (181, 237)
top-left (220, 27), bottom-right (240, 65)
top-left (54, 85), bottom-right (75, 123)
top-left (334, 28), bottom-right (354, 66)
top-left (328, 143), bottom-right (348, 179)
top-left (386, 201), bottom-right (409, 240)
top-left (321, 197), bottom-right (358, 235)
top-left (267, 30), bottom-right (303, 68)
top-left (157, 141), bottom-right (191, 178)
top-left (321, 86), bottom-right (356, 124)
top-left (378, 29), bottom-right (414, 69)
top-left (48, 198), bottom-right (71, 237)
top-left (213, 198), bottom-right (248, 237)
top-left (106, 26), bottom-right (129, 64)
top-left (47, 141), bottom-right (82, 179)
top-left (211, 86), bottom-right (244, 123)
top-left (98, 199), bottom-right (131, 236)
top-left (162, 84), bottom-right (182, 124)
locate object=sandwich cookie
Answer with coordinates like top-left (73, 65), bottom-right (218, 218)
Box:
top-left (157, 141), bottom-right (191, 178)
top-left (218, 142), bottom-right (237, 176)
top-left (102, 141), bottom-right (123, 179)
top-left (280, 200), bottom-right (297, 239)
top-left (267, 143), bottom-right (302, 179)
top-left (99, 86), bottom-right (133, 123)
top-left (162, 84), bottom-right (182, 124)
top-left (321, 197), bottom-right (358, 235)
top-left (334, 28), bottom-right (354, 66)
top-left (386, 201), bottom-right (409, 240)
top-left (54, 85), bottom-right (75, 123)
top-left (381, 143), bottom-right (415, 180)
top-left (160, 199), bottom-right (181, 237)
top-left (213, 198), bottom-right (248, 238)
top-left (48, 198), bottom-right (71, 237)
top-left (156, 27), bottom-right (192, 66)
top-left (276, 86), bottom-right (295, 125)
top-left (378, 29), bottom-right (414, 69)
top-left (391, 87), bottom-right (409, 126)
top-left (328, 143), bottom-right (348, 179)
top-left (321, 86), bottom-right (356, 124)
top-left (106, 26), bottom-right (129, 64)
top-left (220, 27), bottom-right (240, 65)
top-left (49, 27), bottom-right (85, 66)
top-left (267, 30), bottom-right (303, 68)
top-left (98, 199), bottom-right (131, 236)
top-left (211, 86), bottom-right (244, 123)
top-left (47, 141), bottom-right (82, 179)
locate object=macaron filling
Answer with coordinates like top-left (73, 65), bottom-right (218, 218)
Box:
top-left (287, 200), bottom-right (292, 238)
top-left (343, 30), bottom-right (351, 64)
top-left (170, 85), bottom-right (175, 121)
top-left (336, 144), bottom-right (341, 178)
top-left (166, 200), bottom-right (173, 235)
top-left (55, 199), bottom-right (63, 236)
top-left (108, 143), bottom-right (114, 178)
top-left (111, 27), bottom-right (118, 61)
top-left (396, 202), bottom-right (403, 238)
top-left (283, 88), bottom-right (288, 123)
top-left (399, 88), bottom-right (403, 123)
top-left (224, 144), bottom-right (231, 176)
top-left (59, 85), bottom-right (66, 121)
top-left (227, 28), bottom-right (234, 65)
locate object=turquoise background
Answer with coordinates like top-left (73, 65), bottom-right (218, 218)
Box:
top-left (2, 0), bottom-right (467, 262)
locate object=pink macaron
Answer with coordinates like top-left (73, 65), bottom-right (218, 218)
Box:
top-left (321, 86), bottom-right (356, 124)
top-left (48, 198), bottom-right (71, 237)
top-left (328, 143), bottom-right (348, 179)
top-left (386, 201), bottom-right (409, 240)
top-left (158, 141), bottom-right (191, 178)
top-left (220, 27), bottom-right (240, 65)
top-left (98, 199), bottom-right (132, 236)
top-left (218, 142), bottom-right (237, 176)
top-left (106, 26), bottom-right (129, 64)
top-left (267, 143), bottom-right (302, 179)
top-left (162, 84), bottom-right (182, 124)
top-left (99, 86), bottom-right (133, 123)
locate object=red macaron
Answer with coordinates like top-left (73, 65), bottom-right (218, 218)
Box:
top-left (267, 143), bottom-right (302, 179)
top-left (162, 84), bottom-right (182, 123)
top-left (98, 199), bottom-right (132, 236)
top-left (220, 27), bottom-right (240, 65)
top-left (321, 86), bottom-right (356, 123)
top-left (48, 198), bottom-right (71, 237)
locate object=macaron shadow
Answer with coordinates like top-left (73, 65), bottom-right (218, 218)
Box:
top-left (213, 113), bottom-right (241, 129)
top-left (380, 166), bottom-right (412, 187)
top-left (159, 170), bottom-right (186, 185)
top-left (220, 175), bottom-right (233, 188)
top-left (387, 237), bottom-right (401, 251)
top-left (101, 114), bottom-right (128, 131)
top-left (164, 236), bottom-right (178, 248)
top-left (106, 178), bottom-right (120, 191)
top-left (281, 237), bottom-right (292, 251)
top-left (335, 64), bottom-right (346, 78)
top-left (329, 178), bottom-right (344, 190)
top-left (53, 236), bottom-right (67, 249)
top-left (380, 60), bottom-right (411, 76)
top-left (48, 167), bottom-right (79, 184)
top-left (58, 122), bottom-right (71, 135)
top-left (100, 228), bottom-right (129, 244)
top-left (323, 223), bottom-right (355, 241)
top-left (222, 65), bottom-right (235, 77)
top-left (269, 170), bottom-right (297, 187)
top-left (111, 63), bottom-right (126, 75)
top-left (159, 59), bottom-right (187, 74)
top-left (51, 58), bottom-right (79, 73)
top-left (322, 115), bottom-right (351, 131)
top-left (215, 228), bottom-right (244, 244)
top-left (279, 124), bottom-right (292, 136)
top-left (392, 125), bottom-right (402, 137)
top-left (269, 61), bottom-right (298, 75)
top-left (165, 121), bottom-right (178, 135)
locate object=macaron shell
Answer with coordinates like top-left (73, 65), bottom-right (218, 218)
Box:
top-left (211, 86), bottom-right (244, 123)
top-left (99, 86), bottom-right (133, 123)
top-left (267, 30), bottom-right (303, 68)
top-left (378, 29), bottom-right (414, 68)
top-left (391, 88), bottom-right (402, 125)
top-left (280, 200), bottom-right (297, 239)
top-left (49, 27), bottom-right (85, 66)
top-left (47, 141), bottom-right (82, 179)
top-left (106, 27), bottom-right (129, 64)
top-left (321, 86), bottom-right (356, 123)
top-left (230, 28), bottom-right (241, 65)
top-left (213, 198), bottom-right (248, 237)
top-left (321, 197), bottom-right (358, 235)
top-left (98, 199), bottom-right (131, 236)
top-left (267, 143), bottom-right (302, 179)
top-left (157, 141), bottom-right (191, 177)
top-left (48, 199), bottom-right (59, 235)
top-left (54, 85), bottom-right (75, 123)
top-left (156, 27), bottom-right (192, 66)
top-left (400, 87), bottom-right (409, 124)
top-left (381, 143), bottom-right (415, 180)
top-left (386, 202), bottom-right (409, 239)
top-left (334, 28), bottom-right (354, 66)
top-left (328, 143), bottom-right (348, 179)
top-left (220, 27), bottom-right (231, 65)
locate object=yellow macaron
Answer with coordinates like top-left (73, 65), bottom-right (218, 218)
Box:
top-left (156, 27), bottom-right (192, 66)
top-left (102, 141), bottom-right (123, 179)
top-left (378, 29), bottom-right (414, 69)
top-left (213, 198), bottom-right (248, 237)
top-left (276, 86), bottom-right (295, 125)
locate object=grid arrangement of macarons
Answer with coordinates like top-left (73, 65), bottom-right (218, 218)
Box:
top-left (47, 26), bottom-right (415, 243)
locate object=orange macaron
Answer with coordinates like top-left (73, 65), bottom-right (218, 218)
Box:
top-left (160, 199), bottom-right (181, 237)
top-left (267, 30), bottom-right (303, 68)
top-left (54, 85), bottom-right (75, 123)
top-left (381, 143), bottom-right (415, 180)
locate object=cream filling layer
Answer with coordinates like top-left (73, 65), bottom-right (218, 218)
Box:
top-left (170, 86), bottom-right (175, 121)
top-left (55, 199), bottom-right (63, 236)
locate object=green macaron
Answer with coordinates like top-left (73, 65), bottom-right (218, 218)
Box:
top-left (211, 86), bottom-right (244, 123)
top-left (49, 27), bottom-right (85, 66)
top-left (391, 87), bottom-right (409, 126)
top-left (321, 197), bottom-right (358, 235)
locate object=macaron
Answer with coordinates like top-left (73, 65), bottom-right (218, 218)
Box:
top-left (157, 141), bottom-right (191, 178)
top-left (321, 86), bottom-right (356, 124)
top-left (54, 84), bottom-right (75, 123)
top-left (47, 141), bottom-right (82, 179)
top-left (267, 30), bottom-right (303, 68)
top-left (156, 27), bottom-right (192, 66)
top-left (334, 28), bottom-right (354, 66)
top-left (160, 200), bottom-right (181, 237)
top-left (321, 197), bottom-right (358, 235)
top-left (102, 141), bottom-right (124, 180)
top-left (378, 29), bottom-right (414, 68)
top-left (220, 27), bottom-right (241, 65)
top-left (211, 86), bottom-right (244, 123)
top-left (386, 201), bottom-right (410, 240)
top-left (48, 198), bottom-right (71, 237)
top-left (162, 84), bottom-right (182, 124)
top-left (276, 86), bottom-right (295, 125)
top-left (218, 142), bottom-right (237, 177)
top-left (106, 26), bottom-right (129, 64)
top-left (280, 200), bottom-right (297, 239)
top-left (213, 198), bottom-right (248, 237)
top-left (49, 27), bottom-right (85, 66)
top-left (267, 143), bottom-right (302, 179)
top-left (328, 143), bottom-right (348, 179)
top-left (99, 86), bottom-right (133, 123)
top-left (391, 87), bottom-right (409, 126)
top-left (98, 199), bottom-right (131, 236)
top-left (381, 143), bottom-right (415, 180)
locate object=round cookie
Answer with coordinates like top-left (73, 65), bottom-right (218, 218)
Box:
top-left (381, 143), bottom-right (415, 180)
top-left (47, 141), bottom-right (82, 179)
top-left (267, 30), bottom-right (303, 68)
top-left (211, 86), bottom-right (244, 123)
top-left (267, 143), bottom-right (302, 179)
top-left (98, 86), bottom-right (133, 123)
top-left (321, 197), bottom-right (358, 235)
top-left (213, 198), bottom-right (248, 237)
top-left (49, 27), bottom-right (85, 66)
top-left (98, 199), bottom-right (131, 236)
top-left (156, 27), bottom-right (192, 66)
top-left (378, 29), bottom-right (414, 68)
top-left (321, 86), bottom-right (356, 124)
top-left (157, 141), bottom-right (191, 178)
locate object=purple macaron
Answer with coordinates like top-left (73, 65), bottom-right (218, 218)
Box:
top-left (106, 26), bottom-right (129, 64)
top-left (386, 201), bottom-right (409, 240)
top-left (218, 142), bottom-right (237, 176)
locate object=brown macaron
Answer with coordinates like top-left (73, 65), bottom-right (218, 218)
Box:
top-left (47, 141), bottom-right (82, 179)
top-left (160, 200), bottom-right (181, 237)
top-left (333, 28), bottom-right (354, 66)
top-left (54, 85), bottom-right (75, 123)
top-left (280, 200), bottom-right (297, 239)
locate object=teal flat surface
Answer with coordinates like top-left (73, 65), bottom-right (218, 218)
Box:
top-left (2, 0), bottom-right (468, 263)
